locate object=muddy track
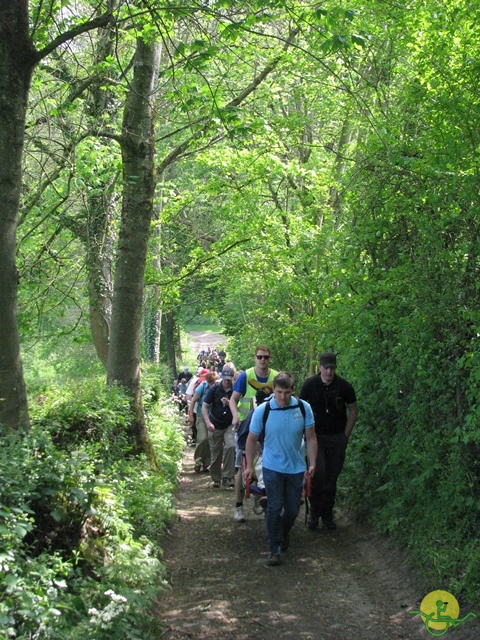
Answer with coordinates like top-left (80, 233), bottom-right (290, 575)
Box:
top-left (154, 429), bottom-right (480, 640)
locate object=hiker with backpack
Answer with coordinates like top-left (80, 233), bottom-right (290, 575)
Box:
top-left (244, 372), bottom-right (317, 566)
top-left (202, 366), bottom-right (236, 489)
top-left (229, 345), bottom-right (277, 523)
top-left (229, 345), bottom-right (277, 428)
top-left (187, 371), bottom-right (219, 473)
top-left (185, 367), bottom-right (210, 446)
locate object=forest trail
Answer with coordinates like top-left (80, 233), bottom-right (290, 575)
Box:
top-left (154, 441), bottom-right (479, 640)
top-left (186, 330), bottom-right (226, 358)
top-left (154, 331), bottom-right (479, 639)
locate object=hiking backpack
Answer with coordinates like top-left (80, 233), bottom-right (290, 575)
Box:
top-left (207, 381), bottom-right (233, 427)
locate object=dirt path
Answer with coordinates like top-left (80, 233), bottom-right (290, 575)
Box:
top-left (155, 332), bottom-right (479, 639)
top-left (155, 440), bottom-right (479, 640)
top-left (186, 331), bottom-right (226, 358)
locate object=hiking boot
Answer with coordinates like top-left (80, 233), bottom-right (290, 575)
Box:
top-left (233, 506), bottom-right (246, 523)
top-left (322, 517), bottom-right (337, 530)
top-left (194, 460), bottom-right (202, 474)
top-left (280, 534), bottom-right (290, 552)
top-left (252, 496), bottom-right (264, 515)
top-left (222, 477), bottom-right (234, 488)
top-left (212, 481), bottom-right (220, 489)
top-left (266, 552), bottom-right (282, 566)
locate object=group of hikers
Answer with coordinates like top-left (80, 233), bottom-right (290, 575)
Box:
top-left (196, 347), bottom-right (227, 372)
top-left (180, 345), bottom-right (358, 567)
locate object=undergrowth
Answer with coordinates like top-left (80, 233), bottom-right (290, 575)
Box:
top-left (340, 393), bottom-right (480, 607)
top-left (0, 377), bottom-right (184, 639)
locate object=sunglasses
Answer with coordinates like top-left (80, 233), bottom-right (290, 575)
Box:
top-left (256, 355), bottom-right (270, 360)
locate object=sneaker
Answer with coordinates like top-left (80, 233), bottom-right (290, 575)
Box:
top-left (266, 552), bottom-right (282, 566)
top-left (212, 481), bottom-right (220, 489)
top-left (194, 460), bottom-right (202, 474)
top-left (222, 477), bottom-right (234, 488)
top-left (322, 517), bottom-right (337, 530)
top-left (280, 534), bottom-right (290, 552)
top-left (259, 495), bottom-right (268, 510)
top-left (252, 496), bottom-right (264, 515)
top-left (233, 506), bottom-right (246, 522)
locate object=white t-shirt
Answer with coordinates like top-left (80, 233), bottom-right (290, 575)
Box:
top-left (186, 376), bottom-right (199, 412)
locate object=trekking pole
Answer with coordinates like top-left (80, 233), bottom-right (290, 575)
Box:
top-left (242, 455), bottom-right (251, 498)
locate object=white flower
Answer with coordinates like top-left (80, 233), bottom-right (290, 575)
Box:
top-left (104, 589), bottom-right (127, 603)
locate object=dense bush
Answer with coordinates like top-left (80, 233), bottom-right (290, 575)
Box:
top-left (0, 382), bottom-right (184, 639)
top-left (337, 311), bottom-right (480, 604)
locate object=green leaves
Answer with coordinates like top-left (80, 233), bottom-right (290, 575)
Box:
top-left (0, 381), bottom-right (184, 639)
top-left (320, 33), bottom-right (351, 54)
top-left (174, 39), bottom-right (220, 69)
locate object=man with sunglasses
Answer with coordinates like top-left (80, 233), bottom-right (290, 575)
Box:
top-left (229, 346), bottom-right (277, 522)
top-left (300, 351), bottom-right (358, 531)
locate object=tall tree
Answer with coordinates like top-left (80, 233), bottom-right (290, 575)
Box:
top-left (0, 1), bottom-right (36, 429)
top-left (106, 35), bottom-right (161, 455)
top-left (0, 1), bottom-right (115, 429)
top-left (105, 6), bottom-right (307, 421)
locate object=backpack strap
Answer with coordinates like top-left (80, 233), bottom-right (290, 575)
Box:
top-left (261, 400), bottom-right (271, 430)
top-left (299, 399), bottom-right (307, 420)
top-left (210, 380), bottom-right (228, 401)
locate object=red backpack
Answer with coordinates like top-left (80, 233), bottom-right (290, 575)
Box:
top-left (192, 368), bottom-right (210, 394)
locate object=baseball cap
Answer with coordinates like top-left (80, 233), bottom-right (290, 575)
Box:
top-left (221, 367), bottom-right (235, 380)
top-left (319, 352), bottom-right (337, 367)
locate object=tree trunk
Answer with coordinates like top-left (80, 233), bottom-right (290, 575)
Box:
top-left (86, 191), bottom-right (115, 368)
top-left (149, 184), bottom-right (164, 366)
top-left (152, 307), bottom-right (162, 364)
top-left (107, 37), bottom-right (161, 458)
top-left (164, 310), bottom-right (177, 381)
top-left (83, 23), bottom-right (119, 368)
top-left (0, 2), bottom-right (36, 430)
top-left (143, 202), bottom-right (163, 364)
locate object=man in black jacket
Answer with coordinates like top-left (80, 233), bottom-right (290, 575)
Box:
top-left (300, 352), bottom-right (358, 530)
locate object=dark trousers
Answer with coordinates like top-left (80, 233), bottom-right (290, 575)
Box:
top-left (263, 467), bottom-right (304, 554)
top-left (310, 432), bottom-right (348, 521)
top-left (191, 412), bottom-right (197, 442)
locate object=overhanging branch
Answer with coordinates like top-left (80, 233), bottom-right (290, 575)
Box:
top-left (147, 238), bottom-right (251, 287)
